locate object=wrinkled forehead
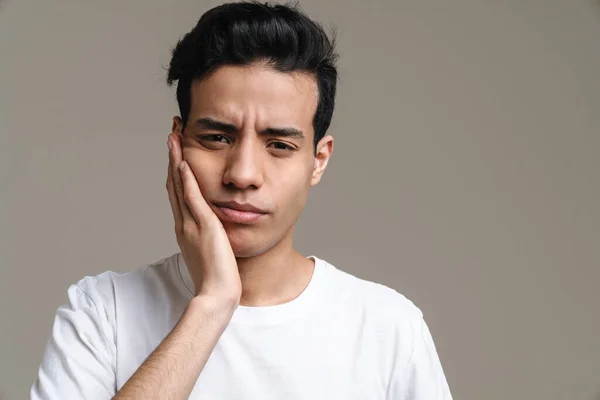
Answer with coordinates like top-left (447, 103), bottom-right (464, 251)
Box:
top-left (188, 63), bottom-right (318, 136)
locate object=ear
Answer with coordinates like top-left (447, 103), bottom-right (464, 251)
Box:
top-left (172, 116), bottom-right (184, 136)
top-left (311, 135), bottom-right (334, 186)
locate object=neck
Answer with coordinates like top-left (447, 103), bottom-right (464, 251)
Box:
top-left (235, 228), bottom-right (315, 307)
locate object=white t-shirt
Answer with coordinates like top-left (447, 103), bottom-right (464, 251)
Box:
top-left (31, 253), bottom-right (452, 399)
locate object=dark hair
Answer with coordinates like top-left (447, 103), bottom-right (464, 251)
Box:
top-left (166, 1), bottom-right (338, 150)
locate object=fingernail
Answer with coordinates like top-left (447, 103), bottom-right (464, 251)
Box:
top-left (168, 137), bottom-right (173, 150)
top-left (179, 161), bottom-right (185, 171)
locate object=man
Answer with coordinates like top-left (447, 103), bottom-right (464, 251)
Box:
top-left (31, 2), bottom-right (452, 399)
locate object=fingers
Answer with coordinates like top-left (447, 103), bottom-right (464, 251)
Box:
top-left (166, 144), bottom-right (182, 230)
top-left (178, 160), bottom-right (215, 226)
top-left (169, 133), bottom-right (195, 225)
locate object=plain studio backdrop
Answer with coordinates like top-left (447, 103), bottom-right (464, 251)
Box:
top-left (1, 0), bottom-right (599, 399)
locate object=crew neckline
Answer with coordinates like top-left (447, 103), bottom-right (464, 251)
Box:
top-left (175, 252), bottom-right (328, 325)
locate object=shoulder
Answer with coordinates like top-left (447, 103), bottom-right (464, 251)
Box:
top-left (72, 253), bottom-right (179, 301)
top-left (318, 257), bottom-right (431, 379)
top-left (319, 257), bottom-right (424, 327)
top-left (64, 253), bottom-right (181, 328)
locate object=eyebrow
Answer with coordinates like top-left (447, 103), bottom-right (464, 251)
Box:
top-left (194, 117), bottom-right (305, 139)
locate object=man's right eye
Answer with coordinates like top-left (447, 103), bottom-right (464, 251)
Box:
top-left (198, 134), bottom-right (230, 144)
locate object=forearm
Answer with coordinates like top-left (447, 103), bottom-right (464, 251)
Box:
top-left (113, 295), bottom-right (236, 400)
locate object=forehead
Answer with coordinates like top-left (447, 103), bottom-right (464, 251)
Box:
top-left (188, 63), bottom-right (318, 133)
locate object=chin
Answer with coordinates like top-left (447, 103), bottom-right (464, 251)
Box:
top-left (230, 240), bottom-right (269, 258)
top-left (225, 227), bottom-right (277, 258)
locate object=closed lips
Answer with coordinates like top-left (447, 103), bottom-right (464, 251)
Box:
top-left (213, 201), bottom-right (268, 214)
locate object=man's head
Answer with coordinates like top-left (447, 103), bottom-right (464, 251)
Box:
top-left (166, 1), bottom-right (338, 258)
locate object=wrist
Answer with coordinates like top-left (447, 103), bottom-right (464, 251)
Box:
top-left (187, 293), bottom-right (238, 323)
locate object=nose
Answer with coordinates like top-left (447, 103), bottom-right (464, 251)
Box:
top-left (222, 138), bottom-right (264, 190)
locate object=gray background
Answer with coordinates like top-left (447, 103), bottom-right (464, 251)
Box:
top-left (1, 0), bottom-right (599, 399)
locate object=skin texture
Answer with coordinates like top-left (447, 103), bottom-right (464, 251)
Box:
top-left (113, 63), bottom-right (334, 398)
top-left (173, 62), bottom-right (334, 306)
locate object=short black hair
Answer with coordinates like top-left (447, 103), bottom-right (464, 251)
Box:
top-left (166, 1), bottom-right (338, 150)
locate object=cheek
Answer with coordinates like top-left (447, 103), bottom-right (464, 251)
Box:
top-left (275, 166), bottom-right (312, 215)
top-left (183, 151), bottom-right (222, 197)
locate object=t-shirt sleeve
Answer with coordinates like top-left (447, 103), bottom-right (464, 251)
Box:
top-left (30, 281), bottom-right (116, 400)
top-left (388, 315), bottom-right (453, 400)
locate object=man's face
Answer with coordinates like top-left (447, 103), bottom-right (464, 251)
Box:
top-left (173, 63), bottom-right (333, 257)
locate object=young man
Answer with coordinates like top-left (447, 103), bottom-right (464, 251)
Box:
top-left (31, 2), bottom-right (452, 399)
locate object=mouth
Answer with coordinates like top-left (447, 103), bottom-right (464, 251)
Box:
top-left (212, 201), bottom-right (268, 224)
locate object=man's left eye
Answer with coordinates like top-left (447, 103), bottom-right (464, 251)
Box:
top-left (269, 142), bottom-right (293, 151)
